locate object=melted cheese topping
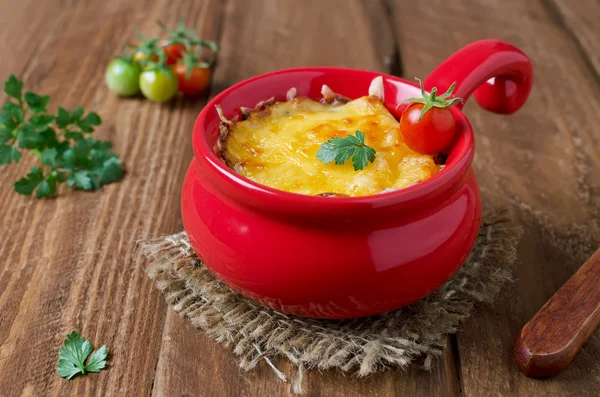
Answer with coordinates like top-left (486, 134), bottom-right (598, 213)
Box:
top-left (222, 96), bottom-right (440, 197)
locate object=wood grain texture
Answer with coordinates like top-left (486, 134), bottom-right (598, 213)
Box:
top-left (515, 248), bottom-right (600, 377)
top-left (387, 0), bottom-right (600, 395)
top-left (0, 0), bottom-right (70, 77)
top-left (548, 0), bottom-right (600, 85)
top-left (0, 0), bottom-right (222, 396)
top-left (1, 0), bottom-right (599, 396)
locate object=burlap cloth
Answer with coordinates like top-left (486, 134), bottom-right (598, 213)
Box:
top-left (140, 206), bottom-right (520, 394)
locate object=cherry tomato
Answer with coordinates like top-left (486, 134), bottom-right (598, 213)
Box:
top-left (400, 103), bottom-right (456, 155)
top-left (139, 68), bottom-right (178, 102)
top-left (173, 63), bottom-right (210, 95)
top-left (132, 51), bottom-right (158, 63)
top-left (105, 59), bottom-right (141, 96)
top-left (157, 39), bottom-right (186, 65)
top-left (398, 78), bottom-right (463, 155)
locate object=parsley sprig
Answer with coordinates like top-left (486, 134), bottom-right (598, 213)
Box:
top-left (0, 75), bottom-right (123, 198)
top-left (57, 331), bottom-right (108, 380)
top-left (316, 130), bottom-right (376, 171)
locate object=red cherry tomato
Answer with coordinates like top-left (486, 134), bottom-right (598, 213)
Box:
top-left (400, 103), bottom-right (456, 155)
top-left (173, 63), bottom-right (210, 95)
top-left (398, 78), bottom-right (462, 155)
top-left (158, 39), bottom-right (186, 65)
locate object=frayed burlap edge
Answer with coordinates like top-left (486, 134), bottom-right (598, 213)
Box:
top-left (140, 206), bottom-right (521, 394)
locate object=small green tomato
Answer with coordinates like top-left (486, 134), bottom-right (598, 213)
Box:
top-left (105, 59), bottom-right (141, 96)
top-left (139, 67), bottom-right (178, 103)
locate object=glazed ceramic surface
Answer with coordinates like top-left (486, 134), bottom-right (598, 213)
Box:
top-left (181, 39), bottom-right (533, 319)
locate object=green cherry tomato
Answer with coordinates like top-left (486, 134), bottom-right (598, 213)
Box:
top-left (139, 68), bottom-right (178, 103)
top-left (105, 59), bottom-right (141, 96)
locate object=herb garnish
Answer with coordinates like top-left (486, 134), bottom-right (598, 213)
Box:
top-left (0, 75), bottom-right (123, 198)
top-left (57, 331), bottom-right (108, 380)
top-left (316, 130), bottom-right (376, 171)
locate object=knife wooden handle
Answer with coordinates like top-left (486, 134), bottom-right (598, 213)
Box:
top-left (514, 247), bottom-right (600, 377)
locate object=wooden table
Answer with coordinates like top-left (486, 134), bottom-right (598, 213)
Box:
top-left (1, 0), bottom-right (599, 395)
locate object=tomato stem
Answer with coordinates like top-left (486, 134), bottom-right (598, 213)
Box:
top-left (400, 78), bottom-right (463, 121)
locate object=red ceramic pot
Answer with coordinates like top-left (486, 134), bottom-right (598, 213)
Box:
top-left (181, 39), bottom-right (533, 319)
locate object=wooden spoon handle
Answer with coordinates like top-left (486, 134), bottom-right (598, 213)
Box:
top-left (514, 248), bottom-right (600, 377)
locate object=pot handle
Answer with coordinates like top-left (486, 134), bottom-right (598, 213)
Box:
top-left (423, 39), bottom-right (533, 114)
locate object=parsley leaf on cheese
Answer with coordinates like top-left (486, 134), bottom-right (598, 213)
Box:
top-left (316, 130), bottom-right (376, 171)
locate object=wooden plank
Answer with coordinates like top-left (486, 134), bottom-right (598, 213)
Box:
top-left (0, 0), bottom-right (224, 395)
top-left (150, 0), bottom-right (458, 396)
top-left (0, 0), bottom-right (69, 78)
top-left (548, 0), bottom-right (600, 83)
top-left (387, 0), bottom-right (600, 395)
